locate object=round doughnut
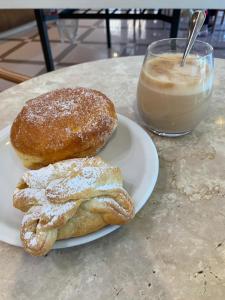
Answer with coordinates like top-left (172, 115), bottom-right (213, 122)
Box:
top-left (10, 88), bottom-right (117, 169)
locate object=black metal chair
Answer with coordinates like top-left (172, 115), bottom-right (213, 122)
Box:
top-left (34, 8), bottom-right (181, 72)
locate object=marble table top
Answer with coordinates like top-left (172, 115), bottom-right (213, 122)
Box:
top-left (0, 56), bottom-right (225, 300)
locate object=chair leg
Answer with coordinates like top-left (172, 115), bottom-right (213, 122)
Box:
top-left (211, 11), bottom-right (218, 33)
top-left (105, 9), bottom-right (111, 48)
top-left (34, 9), bottom-right (54, 72)
top-left (133, 9), bottom-right (136, 29)
top-left (221, 11), bottom-right (225, 25)
top-left (170, 9), bottom-right (181, 38)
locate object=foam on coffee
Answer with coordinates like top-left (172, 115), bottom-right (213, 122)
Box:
top-left (141, 53), bottom-right (212, 95)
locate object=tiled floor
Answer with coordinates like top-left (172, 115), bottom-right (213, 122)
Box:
top-left (0, 13), bottom-right (225, 91)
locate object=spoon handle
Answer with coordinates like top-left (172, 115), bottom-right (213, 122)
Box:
top-left (180, 10), bottom-right (206, 67)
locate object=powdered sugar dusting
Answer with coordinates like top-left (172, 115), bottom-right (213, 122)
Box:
top-left (96, 183), bottom-right (121, 191)
top-left (24, 231), bottom-right (38, 248)
top-left (42, 201), bottom-right (76, 219)
top-left (21, 207), bottom-right (40, 226)
top-left (29, 237), bottom-right (38, 247)
top-left (46, 165), bottom-right (120, 201)
top-left (24, 231), bottom-right (32, 240)
top-left (25, 98), bottom-right (79, 123)
top-left (21, 157), bottom-right (108, 189)
top-left (23, 164), bottom-right (55, 188)
top-left (95, 197), bottom-right (129, 216)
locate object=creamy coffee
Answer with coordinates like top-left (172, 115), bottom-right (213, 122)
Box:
top-left (137, 53), bottom-right (213, 134)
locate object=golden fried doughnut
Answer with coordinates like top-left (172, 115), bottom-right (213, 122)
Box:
top-left (10, 88), bottom-right (117, 169)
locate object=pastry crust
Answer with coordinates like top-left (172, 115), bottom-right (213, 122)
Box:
top-left (13, 157), bottom-right (134, 256)
top-left (10, 88), bottom-right (117, 169)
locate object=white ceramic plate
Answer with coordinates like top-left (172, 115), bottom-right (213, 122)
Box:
top-left (0, 114), bottom-right (159, 249)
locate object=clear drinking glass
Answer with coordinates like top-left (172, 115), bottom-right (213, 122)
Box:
top-left (137, 38), bottom-right (214, 137)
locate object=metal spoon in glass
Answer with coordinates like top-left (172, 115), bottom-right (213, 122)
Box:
top-left (180, 10), bottom-right (206, 67)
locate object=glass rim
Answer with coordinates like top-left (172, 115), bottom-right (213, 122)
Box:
top-left (147, 38), bottom-right (214, 60)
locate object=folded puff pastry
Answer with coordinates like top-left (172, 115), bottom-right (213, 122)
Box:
top-left (13, 157), bottom-right (134, 256)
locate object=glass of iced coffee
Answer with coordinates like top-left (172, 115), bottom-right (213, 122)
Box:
top-left (137, 38), bottom-right (214, 136)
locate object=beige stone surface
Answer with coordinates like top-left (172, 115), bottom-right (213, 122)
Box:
top-left (0, 56), bottom-right (225, 300)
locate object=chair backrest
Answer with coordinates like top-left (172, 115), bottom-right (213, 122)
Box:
top-left (0, 67), bottom-right (30, 84)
